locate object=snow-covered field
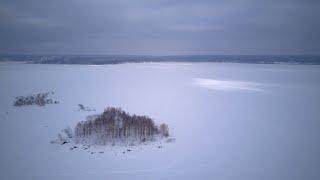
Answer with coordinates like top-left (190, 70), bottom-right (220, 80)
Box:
top-left (1, 62), bottom-right (320, 180)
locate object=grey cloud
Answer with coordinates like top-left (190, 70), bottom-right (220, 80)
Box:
top-left (0, 0), bottom-right (319, 55)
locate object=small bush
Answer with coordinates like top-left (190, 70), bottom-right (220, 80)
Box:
top-left (78, 104), bottom-right (95, 111)
top-left (51, 127), bottom-right (73, 144)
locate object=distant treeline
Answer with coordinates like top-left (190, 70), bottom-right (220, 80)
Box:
top-left (74, 107), bottom-right (169, 145)
top-left (1, 55), bottom-right (320, 65)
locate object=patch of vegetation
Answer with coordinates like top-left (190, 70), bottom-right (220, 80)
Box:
top-left (78, 104), bottom-right (95, 112)
top-left (13, 92), bottom-right (59, 107)
top-left (74, 107), bottom-right (169, 145)
top-left (53, 107), bottom-right (171, 147)
top-left (14, 92), bottom-right (59, 107)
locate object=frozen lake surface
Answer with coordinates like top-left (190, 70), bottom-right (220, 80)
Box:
top-left (0, 62), bottom-right (320, 180)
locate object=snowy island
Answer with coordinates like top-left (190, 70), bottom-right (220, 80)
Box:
top-left (56, 107), bottom-right (171, 147)
top-left (14, 92), bottom-right (59, 107)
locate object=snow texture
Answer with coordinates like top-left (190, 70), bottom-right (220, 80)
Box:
top-left (0, 62), bottom-right (320, 180)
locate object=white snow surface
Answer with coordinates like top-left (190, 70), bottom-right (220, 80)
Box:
top-left (0, 62), bottom-right (320, 180)
top-left (193, 78), bottom-right (264, 91)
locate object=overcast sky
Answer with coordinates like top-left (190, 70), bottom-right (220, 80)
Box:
top-left (0, 0), bottom-right (319, 55)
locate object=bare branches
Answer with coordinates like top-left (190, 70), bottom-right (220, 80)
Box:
top-left (74, 107), bottom-right (170, 145)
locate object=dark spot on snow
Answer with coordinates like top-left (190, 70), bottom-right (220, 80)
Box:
top-left (61, 141), bottom-right (68, 145)
top-left (158, 146), bottom-right (162, 148)
top-left (127, 149), bottom-right (131, 152)
top-left (70, 146), bottom-right (78, 150)
top-left (99, 151), bottom-right (104, 153)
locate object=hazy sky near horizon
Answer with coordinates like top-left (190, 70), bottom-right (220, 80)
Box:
top-left (0, 0), bottom-right (319, 55)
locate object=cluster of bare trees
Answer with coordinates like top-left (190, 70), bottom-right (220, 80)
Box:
top-left (74, 107), bottom-right (169, 145)
top-left (14, 92), bottom-right (59, 107)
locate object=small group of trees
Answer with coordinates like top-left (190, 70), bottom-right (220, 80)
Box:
top-left (14, 92), bottom-right (59, 107)
top-left (74, 107), bottom-right (169, 145)
top-left (78, 104), bottom-right (95, 112)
